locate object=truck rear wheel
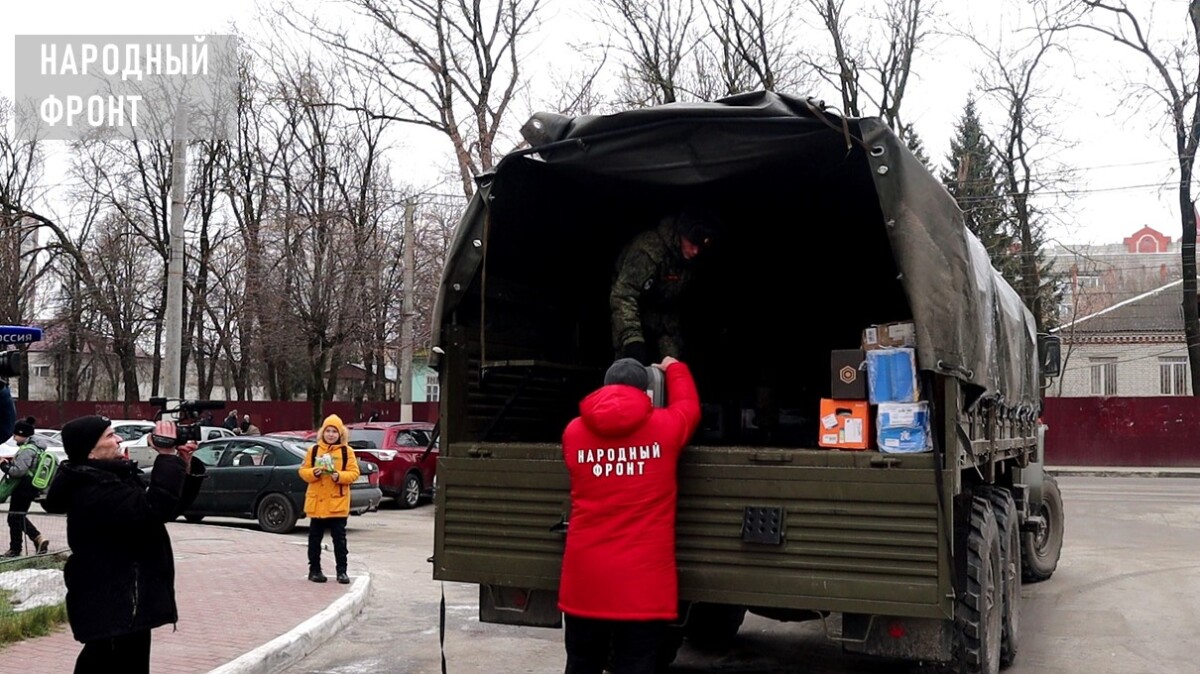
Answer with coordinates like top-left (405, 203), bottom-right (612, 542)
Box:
top-left (985, 488), bottom-right (1021, 668)
top-left (956, 496), bottom-right (1002, 674)
top-left (1022, 473), bottom-right (1063, 583)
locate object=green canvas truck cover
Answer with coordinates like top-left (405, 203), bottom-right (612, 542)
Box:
top-left (433, 91), bottom-right (1039, 411)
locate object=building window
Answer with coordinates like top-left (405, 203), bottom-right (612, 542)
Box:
top-left (1160, 357), bottom-right (1188, 396)
top-left (1089, 357), bottom-right (1118, 396)
top-left (425, 374), bottom-right (440, 402)
top-left (1076, 275), bottom-right (1100, 288)
top-left (30, 364), bottom-right (50, 378)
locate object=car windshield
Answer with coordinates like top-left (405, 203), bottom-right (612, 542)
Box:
top-left (348, 429), bottom-right (386, 449)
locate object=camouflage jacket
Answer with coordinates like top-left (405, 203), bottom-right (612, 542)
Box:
top-left (610, 220), bottom-right (694, 357)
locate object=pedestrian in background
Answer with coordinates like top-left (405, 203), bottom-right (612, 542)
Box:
top-left (299, 414), bottom-right (360, 584)
top-left (558, 356), bottom-right (702, 673)
top-left (223, 409), bottom-right (239, 432)
top-left (240, 414), bottom-right (262, 436)
top-left (1, 417), bottom-right (51, 557)
top-left (44, 417), bottom-right (204, 674)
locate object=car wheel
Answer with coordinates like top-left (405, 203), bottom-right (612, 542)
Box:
top-left (184, 514), bottom-right (205, 524)
top-left (399, 472), bottom-right (422, 509)
top-left (257, 493), bottom-right (298, 534)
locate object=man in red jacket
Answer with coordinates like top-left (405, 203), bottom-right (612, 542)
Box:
top-left (558, 355), bottom-right (702, 673)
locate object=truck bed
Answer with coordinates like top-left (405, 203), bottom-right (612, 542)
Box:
top-left (433, 443), bottom-right (954, 620)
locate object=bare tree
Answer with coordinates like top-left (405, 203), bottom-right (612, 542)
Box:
top-left (0, 98), bottom-right (50, 399)
top-left (281, 0), bottom-right (545, 200)
top-left (805, 0), bottom-right (938, 133)
top-left (1067, 0), bottom-right (1200, 391)
top-left (700, 0), bottom-right (807, 95)
top-left (972, 1), bottom-right (1073, 333)
top-left (596, 0), bottom-right (698, 106)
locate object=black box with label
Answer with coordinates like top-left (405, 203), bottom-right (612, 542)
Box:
top-left (831, 349), bottom-right (868, 400)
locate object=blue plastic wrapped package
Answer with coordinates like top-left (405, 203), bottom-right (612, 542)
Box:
top-left (876, 402), bottom-right (932, 453)
top-left (865, 348), bottom-right (919, 404)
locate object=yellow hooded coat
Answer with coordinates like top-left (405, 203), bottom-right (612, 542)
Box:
top-left (299, 415), bottom-right (361, 518)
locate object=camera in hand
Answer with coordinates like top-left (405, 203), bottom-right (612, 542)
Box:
top-left (148, 397), bottom-right (226, 446)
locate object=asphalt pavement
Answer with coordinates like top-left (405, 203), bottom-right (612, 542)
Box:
top-left (1, 464), bottom-right (1195, 674)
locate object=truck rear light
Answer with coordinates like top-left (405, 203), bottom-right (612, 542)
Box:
top-left (369, 470), bottom-right (379, 486)
top-left (887, 621), bottom-right (906, 639)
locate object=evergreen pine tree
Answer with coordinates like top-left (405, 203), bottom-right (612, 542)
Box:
top-left (901, 123), bottom-right (932, 170)
top-left (941, 98), bottom-right (1021, 287)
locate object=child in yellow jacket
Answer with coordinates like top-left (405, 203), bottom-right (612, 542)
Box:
top-left (299, 414), bottom-right (360, 584)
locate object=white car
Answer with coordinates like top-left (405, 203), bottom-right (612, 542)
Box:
top-left (125, 425), bottom-right (238, 467)
top-left (0, 433), bottom-right (67, 464)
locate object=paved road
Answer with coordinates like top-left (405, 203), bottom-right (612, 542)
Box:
top-left (245, 477), bottom-right (1200, 674)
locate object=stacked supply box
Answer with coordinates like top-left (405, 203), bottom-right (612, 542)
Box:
top-left (876, 402), bottom-right (932, 453)
top-left (862, 320), bottom-right (916, 351)
top-left (817, 399), bottom-right (871, 450)
top-left (865, 347), bottom-right (919, 404)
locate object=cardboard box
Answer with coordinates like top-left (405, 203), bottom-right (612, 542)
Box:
top-left (866, 347), bottom-right (920, 404)
top-left (817, 398), bottom-right (872, 450)
top-left (831, 349), bottom-right (868, 399)
top-left (862, 321), bottom-right (916, 351)
top-left (877, 401), bottom-right (932, 453)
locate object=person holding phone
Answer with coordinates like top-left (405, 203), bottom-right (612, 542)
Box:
top-left (43, 416), bottom-right (205, 673)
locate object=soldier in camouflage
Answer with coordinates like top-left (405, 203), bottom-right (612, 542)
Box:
top-left (610, 208), bottom-right (719, 365)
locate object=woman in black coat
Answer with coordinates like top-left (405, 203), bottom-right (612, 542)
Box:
top-left (43, 416), bottom-right (205, 674)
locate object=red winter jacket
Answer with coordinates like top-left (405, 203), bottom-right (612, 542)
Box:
top-left (558, 361), bottom-right (702, 621)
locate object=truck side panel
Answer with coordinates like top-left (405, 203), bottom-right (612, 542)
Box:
top-left (433, 445), bottom-right (953, 620)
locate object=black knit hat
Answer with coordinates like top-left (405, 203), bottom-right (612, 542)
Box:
top-left (12, 417), bottom-right (35, 438)
top-left (604, 358), bottom-right (649, 390)
top-left (61, 415), bottom-right (112, 462)
top-left (671, 208), bottom-right (719, 250)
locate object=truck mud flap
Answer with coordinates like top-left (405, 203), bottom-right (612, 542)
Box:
top-left (839, 613), bottom-right (954, 663)
top-left (479, 584), bottom-right (562, 628)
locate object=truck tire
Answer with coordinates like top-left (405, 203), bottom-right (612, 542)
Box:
top-left (683, 602), bottom-right (747, 648)
top-left (955, 496), bottom-right (1002, 674)
top-left (1022, 473), bottom-right (1064, 583)
top-left (984, 488), bottom-right (1021, 668)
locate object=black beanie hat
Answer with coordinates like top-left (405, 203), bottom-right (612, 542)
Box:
top-left (62, 415), bottom-right (112, 462)
top-left (604, 358), bottom-right (649, 390)
top-left (13, 417), bottom-right (35, 438)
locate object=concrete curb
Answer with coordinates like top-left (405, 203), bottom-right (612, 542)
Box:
top-left (206, 572), bottom-right (372, 674)
top-left (1047, 467), bottom-right (1200, 479)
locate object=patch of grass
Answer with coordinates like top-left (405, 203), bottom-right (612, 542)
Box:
top-left (0, 590), bottom-right (68, 648)
top-left (0, 554), bottom-right (66, 573)
top-left (0, 555), bottom-right (69, 648)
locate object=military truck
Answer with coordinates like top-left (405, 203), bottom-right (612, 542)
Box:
top-left (429, 91), bottom-right (1065, 674)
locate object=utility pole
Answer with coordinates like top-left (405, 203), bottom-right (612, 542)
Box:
top-left (163, 104), bottom-right (188, 400)
top-left (400, 199), bottom-right (415, 422)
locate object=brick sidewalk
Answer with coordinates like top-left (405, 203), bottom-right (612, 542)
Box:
top-left (0, 522), bottom-right (357, 674)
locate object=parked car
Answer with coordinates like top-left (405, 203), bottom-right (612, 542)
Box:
top-left (288, 422), bottom-right (438, 508)
top-left (124, 425), bottom-right (237, 467)
top-left (0, 433), bottom-right (66, 464)
top-left (180, 435), bottom-right (382, 534)
top-left (342, 422), bottom-right (438, 509)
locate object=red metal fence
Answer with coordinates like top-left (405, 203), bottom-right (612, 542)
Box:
top-left (13, 400), bottom-right (439, 435)
top-left (11, 397), bottom-right (1198, 467)
top-left (1042, 397), bottom-right (1200, 467)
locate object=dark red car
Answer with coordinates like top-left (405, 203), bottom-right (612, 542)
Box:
top-left (342, 422), bottom-right (438, 508)
top-left (281, 422), bottom-right (439, 508)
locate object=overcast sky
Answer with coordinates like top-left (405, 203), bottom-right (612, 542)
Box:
top-left (1, 0), bottom-right (1194, 249)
